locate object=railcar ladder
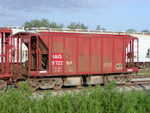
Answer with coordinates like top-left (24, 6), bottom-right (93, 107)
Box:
top-left (126, 39), bottom-right (138, 68)
top-left (133, 39), bottom-right (139, 67)
top-left (0, 31), bottom-right (13, 76)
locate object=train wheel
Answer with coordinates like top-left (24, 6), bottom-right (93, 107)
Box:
top-left (26, 79), bottom-right (39, 91)
top-left (38, 79), bottom-right (55, 89)
top-left (53, 78), bottom-right (63, 90)
top-left (0, 80), bottom-right (7, 93)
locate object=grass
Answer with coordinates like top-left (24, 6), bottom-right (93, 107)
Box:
top-left (0, 83), bottom-right (150, 113)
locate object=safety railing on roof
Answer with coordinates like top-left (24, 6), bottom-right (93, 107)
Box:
top-left (25, 27), bottom-right (150, 35)
top-left (26, 27), bottom-right (128, 35)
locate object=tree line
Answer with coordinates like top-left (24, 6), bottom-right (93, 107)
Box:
top-left (23, 18), bottom-right (149, 33)
top-left (23, 19), bottom-right (105, 31)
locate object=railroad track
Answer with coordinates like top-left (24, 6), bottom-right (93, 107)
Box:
top-left (34, 81), bottom-right (150, 94)
top-left (138, 69), bottom-right (150, 73)
top-left (132, 74), bottom-right (150, 83)
top-left (33, 83), bottom-right (150, 98)
top-left (18, 71), bottom-right (150, 99)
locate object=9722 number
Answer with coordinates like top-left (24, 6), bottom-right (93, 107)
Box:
top-left (52, 61), bottom-right (63, 66)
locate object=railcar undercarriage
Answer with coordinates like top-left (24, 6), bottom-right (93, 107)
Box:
top-left (15, 73), bottom-right (133, 91)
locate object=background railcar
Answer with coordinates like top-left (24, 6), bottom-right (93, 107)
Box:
top-left (0, 26), bottom-right (28, 63)
top-left (130, 33), bottom-right (150, 68)
top-left (13, 32), bottom-right (138, 90)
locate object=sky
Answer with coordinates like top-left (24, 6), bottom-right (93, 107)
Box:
top-left (0, 0), bottom-right (150, 32)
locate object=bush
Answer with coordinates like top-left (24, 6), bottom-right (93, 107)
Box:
top-left (0, 83), bottom-right (150, 113)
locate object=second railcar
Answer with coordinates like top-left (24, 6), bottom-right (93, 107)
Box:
top-left (0, 28), bottom-right (14, 92)
top-left (13, 32), bottom-right (138, 90)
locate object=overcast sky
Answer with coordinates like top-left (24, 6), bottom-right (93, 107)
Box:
top-left (0, 0), bottom-right (150, 31)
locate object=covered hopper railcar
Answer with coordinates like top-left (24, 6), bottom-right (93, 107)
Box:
top-left (11, 32), bottom-right (138, 90)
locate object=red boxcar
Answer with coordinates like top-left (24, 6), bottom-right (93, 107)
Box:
top-left (13, 32), bottom-right (138, 90)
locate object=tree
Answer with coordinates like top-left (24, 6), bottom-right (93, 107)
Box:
top-left (126, 29), bottom-right (136, 33)
top-left (40, 19), bottom-right (51, 27)
top-left (67, 22), bottom-right (76, 29)
top-left (96, 25), bottom-right (101, 30)
top-left (80, 23), bottom-right (88, 29)
top-left (141, 29), bottom-right (149, 32)
top-left (96, 25), bottom-right (105, 31)
top-left (67, 22), bottom-right (88, 29)
top-left (23, 19), bottom-right (63, 29)
top-left (49, 22), bottom-right (63, 28)
top-left (101, 27), bottom-right (105, 31)
top-left (24, 19), bottom-right (50, 29)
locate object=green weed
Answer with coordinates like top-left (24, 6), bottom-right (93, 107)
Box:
top-left (0, 83), bottom-right (150, 113)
